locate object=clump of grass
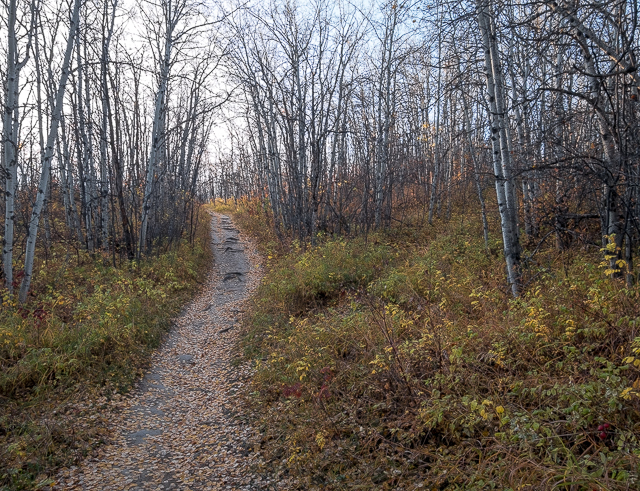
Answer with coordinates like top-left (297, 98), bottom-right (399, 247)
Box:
top-left (0, 207), bottom-right (211, 490)
top-left (240, 206), bottom-right (640, 490)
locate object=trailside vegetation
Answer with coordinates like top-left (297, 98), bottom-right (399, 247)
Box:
top-left (224, 198), bottom-right (640, 490)
top-left (0, 208), bottom-right (211, 490)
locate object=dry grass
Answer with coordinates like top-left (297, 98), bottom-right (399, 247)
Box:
top-left (0, 207), bottom-right (212, 490)
top-left (223, 198), bottom-right (640, 490)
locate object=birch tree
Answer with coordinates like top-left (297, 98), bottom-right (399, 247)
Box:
top-left (2, 0), bottom-right (36, 292)
top-left (138, 0), bottom-right (207, 255)
top-left (18, 0), bottom-right (82, 302)
top-left (476, 0), bottom-right (521, 296)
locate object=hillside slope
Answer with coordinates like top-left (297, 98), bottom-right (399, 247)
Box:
top-left (222, 200), bottom-right (640, 491)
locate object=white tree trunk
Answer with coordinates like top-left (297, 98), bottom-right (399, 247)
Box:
top-left (428, 6), bottom-right (443, 225)
top-left (477, 0), bottom-right (521, 297)
top-left (19, 0), bottom-right (82, 303)
top-left (139, 1), bottom-right (174, 257)
top-left (2, 0), bottom-right (28, 293)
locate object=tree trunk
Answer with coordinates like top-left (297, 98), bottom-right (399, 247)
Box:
top-left (477, 0), bottom-right (521, 297)
top-left (2, 0), bottom-right (30, 292)
top-left (139, 7), bottom-right (173, 257)
top-left (19, 0), bottom-right (82, 302)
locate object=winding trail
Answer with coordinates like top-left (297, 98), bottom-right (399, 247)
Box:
top-left (55, 213), bottom-right (275, 490)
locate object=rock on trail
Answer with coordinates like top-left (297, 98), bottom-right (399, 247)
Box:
top-left (54, 213), bottom-right (277, 491)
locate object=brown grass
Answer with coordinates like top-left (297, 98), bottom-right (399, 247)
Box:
top-left (0, 206), bottom-right (212, 490)
top-left (224, 198), bottom-right (640, 490)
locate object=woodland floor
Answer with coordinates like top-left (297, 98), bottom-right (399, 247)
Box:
top-left (50, 213), bottom-right (286, 491)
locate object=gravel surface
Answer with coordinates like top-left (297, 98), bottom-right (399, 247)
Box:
top-left (54, 213), bottom-right (279, 491)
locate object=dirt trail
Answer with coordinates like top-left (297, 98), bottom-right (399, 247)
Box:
top-left (54, 213), bottom-right (276, 491)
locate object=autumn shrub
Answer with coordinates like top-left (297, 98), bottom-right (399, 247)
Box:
top-left (242, 210), bottom-right (640, 490)
top-left (0, 207), bottom-right (211, 490)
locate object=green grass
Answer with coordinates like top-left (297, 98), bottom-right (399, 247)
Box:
top-left (0, 208), bottom-right (212, 490)
top-left (231, 202), bottom-right (640, 490)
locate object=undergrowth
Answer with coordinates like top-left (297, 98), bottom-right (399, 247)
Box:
top-left (0, 207), bottom-right (211, 490)
top-left (224, 198), bottom-right (640, 490)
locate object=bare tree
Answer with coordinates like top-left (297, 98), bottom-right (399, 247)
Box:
top-left (18, 0), bottom-right (82, 302)
top-left (2, 0), bottom-right (36, 292)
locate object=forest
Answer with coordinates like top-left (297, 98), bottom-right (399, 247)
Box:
top-left (214, 0), bottom-right (640, 297)
top-left (1, 0), bottom-right (640, 489)
top-left (2, 0), bottom-right (221, 303)
top-left (2, 0), bottom-right (639, 301)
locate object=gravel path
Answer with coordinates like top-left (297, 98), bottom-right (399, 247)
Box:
top-left (54, 213), bottom-right (277, 491)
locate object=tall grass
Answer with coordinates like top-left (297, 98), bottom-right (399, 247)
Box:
top-left (0, 208), bottom-right (211, 490)
top-left (235, 203), bottom-right (640, 490)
